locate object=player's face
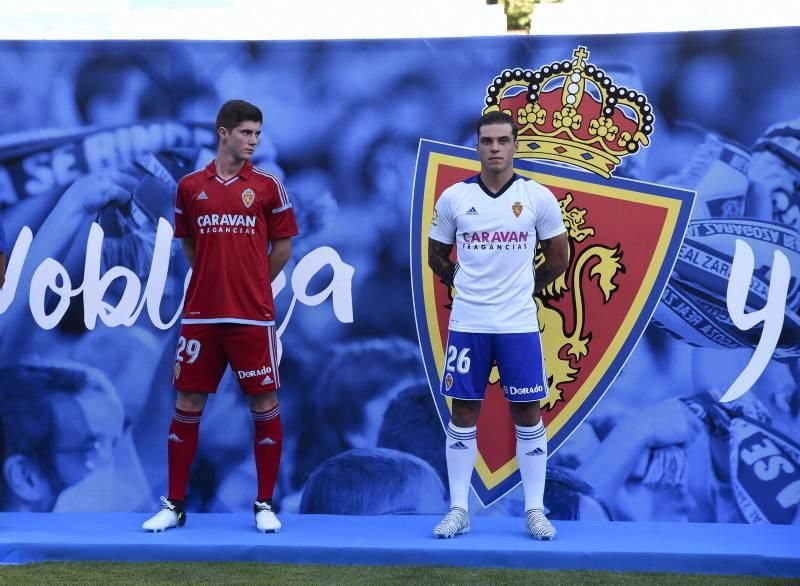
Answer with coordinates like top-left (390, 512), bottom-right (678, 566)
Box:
top-left (477, 123), bottom-right (518, 175)
top-left (220, 120), bottom-right (262, 162)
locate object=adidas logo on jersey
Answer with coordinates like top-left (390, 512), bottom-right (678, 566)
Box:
top-left (258, 436), bottom-right (277, 445)
top-left (449, 441), bottom-right (469, 450)
top-left (196, 191), bottom-right (208, 200)
top-left (168, 433), bottom-right (183, 443)
top-left (525, 447), bottom-right (545, 456)
top-left (466, 206), bottom-right (478, 215)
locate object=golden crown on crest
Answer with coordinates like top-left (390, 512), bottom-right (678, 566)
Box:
top-left (483, 46), bottom-right (654, 178)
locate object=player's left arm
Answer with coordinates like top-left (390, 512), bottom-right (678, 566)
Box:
top-left (534, 232), bottom-right (569, 294)
top-left (533, 186), bottom-right (569, 294)
top-left (269, 237), bottom-right (292, 281)
top-left (264, 176), bottom-right (298, 281)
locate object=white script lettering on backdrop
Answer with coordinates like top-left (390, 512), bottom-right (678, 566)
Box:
top-left (0, 220), bottom-right (355, 363)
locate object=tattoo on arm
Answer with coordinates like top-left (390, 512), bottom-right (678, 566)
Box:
top-left (534, 233), bottom-right (569, 294)
top-left (534, 264), bottom-right (560, 294)
top-left (428, 239), bottom-right (457, 287)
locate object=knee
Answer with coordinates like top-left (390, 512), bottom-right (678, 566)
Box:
top-left (451, 400), bottom-right (481, 428)
top-left (511, 402), bottom-right (541, 427)
top-left (249, 391), bottom-right (278, 413)
top-left (176, 392), bottom-right (207, 413)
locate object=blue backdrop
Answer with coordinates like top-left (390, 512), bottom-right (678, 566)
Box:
top-left (0, 30), bottom-right (798, 525)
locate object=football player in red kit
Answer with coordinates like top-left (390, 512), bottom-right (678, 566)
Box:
top-left (143, 100), bottom-right (298, 533)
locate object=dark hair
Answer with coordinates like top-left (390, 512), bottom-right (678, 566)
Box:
top-left (74, 54), bottom-right (156, 124)
top-left (299, 448), bottom-right (445, 515)
top-left (0, 361), bottom-right (111, 459)
top-left (215, 99), bottom-right (263, 133)
top-left (377, 382), bottom-right (447, 491)
top-left (291, 337), bottom-right (425, 489)
top-left (477, 110), bottom-right (517, 140)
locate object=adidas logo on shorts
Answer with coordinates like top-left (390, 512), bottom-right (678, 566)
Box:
top-left (525, 447), bottom-right (545, 456)
top-left (168, 433), bottom-right (183, 443)
top-left (258, 436), bottom-right (276, 445)
top-left (261, 375), bottom-right (273, 385)
top-left (449, 441), bottom-right (468, 450)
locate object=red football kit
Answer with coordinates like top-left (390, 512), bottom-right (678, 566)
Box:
top-left (172, 160), bottom-right (298, 394)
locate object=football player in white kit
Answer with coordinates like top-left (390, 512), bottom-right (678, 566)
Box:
top-left (429, 111), bottom-right (569, 539)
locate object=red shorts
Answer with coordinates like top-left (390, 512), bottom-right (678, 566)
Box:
top-left (172, 323), bottom-right (280, 395)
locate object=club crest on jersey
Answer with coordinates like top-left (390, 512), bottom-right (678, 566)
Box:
top-left (411, 46), bottom-right (694, 507)
top-left (242, 188), bottom-right (255, 208)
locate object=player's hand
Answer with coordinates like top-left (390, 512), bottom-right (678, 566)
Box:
top-left (62, 170), bottom-right (140, 215)
top-left (625, 398), bottom-right (703, 449)
top-left (747, 150), bottom-right (795, 202)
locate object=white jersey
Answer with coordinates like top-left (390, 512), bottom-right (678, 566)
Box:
top-left (429, 173), bottom-right (566, 333)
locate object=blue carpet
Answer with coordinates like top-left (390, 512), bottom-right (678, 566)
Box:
top-left (0, 513), bottom-right (797, 577)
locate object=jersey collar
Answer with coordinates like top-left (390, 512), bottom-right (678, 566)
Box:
top-left (204, 160), bottom-right (254, 180)
top-left (476, 173), bottom-right (520, 199)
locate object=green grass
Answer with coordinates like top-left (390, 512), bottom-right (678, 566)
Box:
top-left (0, 563), bottom-right (786, 585)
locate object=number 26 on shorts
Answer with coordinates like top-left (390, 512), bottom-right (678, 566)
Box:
top-left (445, 345), bottom-right (471, 374)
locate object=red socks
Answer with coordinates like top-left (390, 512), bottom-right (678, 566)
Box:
top-left (252, 405), bottom-right (282, 502)
top-left (167, 408), bottom-right (202, 502)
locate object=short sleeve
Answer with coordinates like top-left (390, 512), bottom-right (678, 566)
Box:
top-left (174, 180), bottom-right (191, 239)
top-left (534, 184), bottom-right (566, 241)
top-left (428, 187), bottom-right (457, 244)
top-left (266, 177), bottom-right (299, 239)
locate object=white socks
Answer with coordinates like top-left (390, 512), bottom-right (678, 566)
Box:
top-left (445, 421), bottom-right (478, 511)
top-left (516, 421), bottom-right (547, 512)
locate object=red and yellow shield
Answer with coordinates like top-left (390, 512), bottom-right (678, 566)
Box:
top-left (242, 188), bottom-right (255, 208)
top-left (410, 140), bottom-right (694, 505)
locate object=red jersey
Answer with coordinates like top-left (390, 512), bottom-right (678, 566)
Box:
top-left (174, 160), bottom-right (298, 325)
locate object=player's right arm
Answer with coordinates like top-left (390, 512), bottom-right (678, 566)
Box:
top-left (427, 190), bottom-right (458, 287)
top-left (428, 239), bottom-right (456, 287)
top-left (181, 238), bottom-right (196, 269)
top-left (174, 178), bottom-right (194, 268)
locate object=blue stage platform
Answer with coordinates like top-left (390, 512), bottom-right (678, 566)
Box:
top-left (0, 513), bottom-right (797, 577)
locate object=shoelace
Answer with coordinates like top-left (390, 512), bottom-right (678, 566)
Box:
top-left (255, 501), bottom-right (273, 513)
top-left (159, 496), bottom-right (176, 511)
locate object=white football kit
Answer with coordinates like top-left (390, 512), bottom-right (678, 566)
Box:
top-left (429, 173), bottom-right (566, 334)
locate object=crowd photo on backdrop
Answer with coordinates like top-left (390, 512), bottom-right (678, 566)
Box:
top-left (0, 29), bottom-right (797, 533)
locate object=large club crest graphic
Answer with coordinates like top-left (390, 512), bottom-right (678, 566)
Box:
top-left (411, 47), bottom-right (696, 505)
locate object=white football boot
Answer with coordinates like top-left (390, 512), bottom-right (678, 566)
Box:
top-left (433, 506), bottom-right (470, 538)
top-left (526, 508), bottom-right (556, 540)
top-left (143, 497), bottom-right (186, 532)
top-left (255, 500), bottom-right (282, 533)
